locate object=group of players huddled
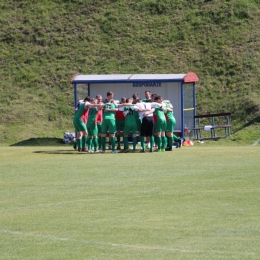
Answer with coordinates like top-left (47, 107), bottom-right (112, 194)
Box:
top-left (73, 90), bottom-right (182, 153)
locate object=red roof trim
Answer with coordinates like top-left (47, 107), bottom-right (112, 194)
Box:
top-left (70, 73), bottom-right (81, 84)
top-left (184, 72), bottom-right (199, 83)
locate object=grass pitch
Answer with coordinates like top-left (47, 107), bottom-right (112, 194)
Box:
top-left (0, 145), bottom-right (259, 259)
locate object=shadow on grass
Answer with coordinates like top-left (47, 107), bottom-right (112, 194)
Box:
top-left (232, 116), bottom-right (260, 133)
top-left (11, 138), bottom-right (64, 146)
top-left (33, 150), bottom-right (83, 155)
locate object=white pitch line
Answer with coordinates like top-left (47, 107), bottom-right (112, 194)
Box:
top-left (0, 189), bottom-right (159, 212)
top-left (1, 229), bottom-right (256, 256)
top-left (0, 198), bottom-right (114, 212)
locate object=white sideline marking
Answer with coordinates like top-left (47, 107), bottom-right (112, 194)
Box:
top-left (0, 189), bottom-right (158, 212)
top-left (252, 139), bottom-right (259, 146)
top-left (1, 229), bottom-right (256, 256)
top-left (0, 198), bottom-right (113, 212)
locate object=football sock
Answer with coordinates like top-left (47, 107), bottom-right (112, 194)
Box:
top-left (101, 136), bottom-right (106, 150)
top-left (93, 138), bottom-right (98, 151)
top-left (169, 136), bottom-right (173, 147)
top-left (123, 137), bottom-right (128, 149)
top-left (111, 137), bottom-right (116, 151)
top-left (82, 135), bottom-right (87, 149)
top-left (117, 135), bottom-right (121, 146)
top-left (140, 136), bottom-right (145, 150)
top-left (88, 138), bottom-right (93, 150)
top-left (150, 136), bottom-right (154, 151)
top-left (98, 136), bottom-right (102, 149)
top-left (78, 138), bottom-right (82, 149)
top-left (162, 136), bottom-right (166, 149)
top-left (133, 137), bottom-right (137, 150)
top-left (157, 136), bottom-right (161, 150)
top-left (154, 136), bottom-right (158, 147)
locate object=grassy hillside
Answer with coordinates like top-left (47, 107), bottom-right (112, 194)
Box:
top-left (0, 0), bottom-right (260, 145)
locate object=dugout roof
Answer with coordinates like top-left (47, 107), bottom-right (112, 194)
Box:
top-left (70, 72), bottom-right (199, 84)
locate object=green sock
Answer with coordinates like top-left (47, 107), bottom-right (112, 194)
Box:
top-left (98, 136), bottom-right (102, 149)
top-left (111, 137), bottom-right (115, 151)
top-left (77, 139), bottom-right (80, 149)
top-left (150, 136), bottom-right (154, 151)
top-left (157, 136), bottom-right (161, 149)
top-left (93, 138), bottom-right (98, 151)
top-left (169, 136), bottom-right (173, 147)
top-left (124, 137), bottom-right (128, 149)
top-left (82, 135), bottom-right (87, 149)
top-left (78, 138), bottom-right (82, 149)
top-left (101, 137), bottom-right (106, 150)
top-left (117, 135), bottom-right (121, 146)
top-left (154, 136), bottom-right (158, 147)
top-left (133, 137), bottom-right (137, 150)
top-left (88, 138), bottom-right (93, 150)
top-left (140, 136), bottom-right (145, 150)
top-left (162, 136), bottom-right (167, 149)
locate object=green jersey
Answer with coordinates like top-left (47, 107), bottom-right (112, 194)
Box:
top-left (87, 107), bottom-right (99, 125)
top-left (103, 103), bottom-right (117, 120)
top-left (165, 103), bottom-right (174, 121)
top-left (124, 106), bottom-right (138, 126)
top-left (142, 98), bottom-right (152, 103)
top-left (152, 103), bottom-right (166, 123)
top-left (74, 102), bottom-right (85, 120)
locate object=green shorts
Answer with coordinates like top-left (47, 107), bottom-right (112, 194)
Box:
top-left (136, 118), bottom-right (142, 132)
top-left (73, 118), bottom-right (87, 132)
top-left (116, 119), bottom-right (125, 131)
top-left (101, 119), bottom-right (116, 134)
top-left (87, 122), bottom-right (98, 136)
top-left (166, 117), bottom-right (176, 132)
top-left (124, 125), bottom-right (138, 136)
top-left (154, 120), bottom-right (167, 132)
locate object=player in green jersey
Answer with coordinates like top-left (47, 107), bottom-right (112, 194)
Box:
top-left (96, 94), bottom-right (103, 150)
top-left (101, 92), bottom-right (118, 154)
top-left (164, 102), bottom-right (175, 151)
top-left (142, 90), bottom-right (152, 103)
top-left (152, 96), bottom-right (167, 152)
top-left (119, 98), bottom-right (139, 152)
top-left (164, 103), bottom-right (182, 150)
top-left (87, 98), bottom-right (102, 153)
top-left (132, 93), bottom-right (141, 134)
top-left (73, 97), bottom-right (104, 152)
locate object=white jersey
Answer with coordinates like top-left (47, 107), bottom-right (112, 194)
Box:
top-left (136, 103), bottom-right (153, 119)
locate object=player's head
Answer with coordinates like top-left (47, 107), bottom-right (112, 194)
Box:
top-left (144, 91), bottom-right (151, 99)
top-left (151, 93), bottom-right (158, 102)
top-left (84, 96), bottom-right (91, 102)
top-left (107, 91), bottom-right (114, 100)
top-left (132, 93), bottom-right (139, 100)
top-left (126, 97), bottom-right (133, 103)
top-left (91, 98), bottom-right (97, 104)
top-left (96, 94), bottom-right (103, 103)
top-left (154, 96), bottom-right (162, 103)
top-left (121, 97), bottom-right (126, 103)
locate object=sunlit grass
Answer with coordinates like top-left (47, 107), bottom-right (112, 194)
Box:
top-left (0, 145), bottom-right (259, 259)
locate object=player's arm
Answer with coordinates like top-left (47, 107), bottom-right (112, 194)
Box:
top-left (104, 105), bottom-right (118, 112)
top-left (116, 103), bottom-right (133, 107)
top-left (165, 105), bottom-right (173, 112)
top-left (143, 108), bottom-right (155, 117)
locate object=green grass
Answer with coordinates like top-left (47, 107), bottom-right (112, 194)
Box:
top-left (1, 145), bottom-right (259, 259)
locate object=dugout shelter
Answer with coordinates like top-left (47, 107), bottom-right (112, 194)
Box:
top-left (70, 72), bottom-right (199, 138)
